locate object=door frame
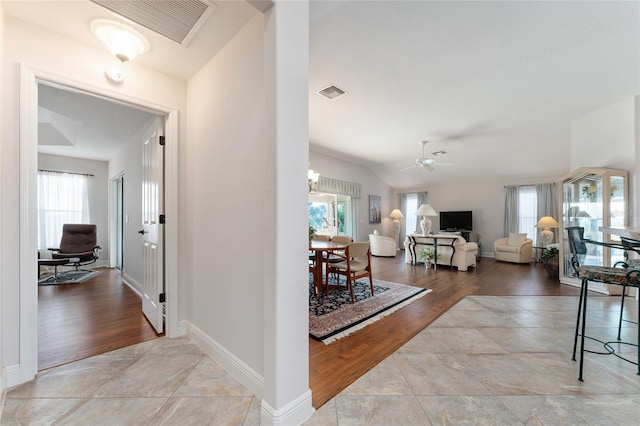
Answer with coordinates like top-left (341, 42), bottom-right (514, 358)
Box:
top-left (110, 173), bottom-right (125, 271)
top-left (17, 64), bottom-right (180, 384)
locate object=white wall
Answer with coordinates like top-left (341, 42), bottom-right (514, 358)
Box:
top-left (309, 151), bottom-right (394, 240)
top-left (1, 16), bottom-right (186, 372)
top-left (186, 13), bottom-right (266, 378)
top-left (108, 117), bottom-right (158, 288)
top-left (38, 154), bottom-right (109, 262)
top-left (391, 174), bottom-right (564, 256)
top-left (0, 0), bottom-right (5, 396)
top-left (571, 96), bottom-right (639, 225)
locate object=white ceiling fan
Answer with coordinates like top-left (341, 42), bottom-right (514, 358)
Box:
top-left (400, 141), bottom-right (453, 172)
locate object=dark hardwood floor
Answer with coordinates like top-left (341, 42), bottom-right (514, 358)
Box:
top-left (309, 254), bottom-right (583, 408)
top-left (38, 267), bottom-right (160, 370)
top-left (38, 256), bottom-right (583, 409)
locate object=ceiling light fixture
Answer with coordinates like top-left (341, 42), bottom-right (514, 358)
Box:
top-left (308, 168), bottom-right (320, 193)
top-left (91, 19), bottom-right (150, 62)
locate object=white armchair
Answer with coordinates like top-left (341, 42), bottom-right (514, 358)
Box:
top-left (494, 233), bottom-right (533, 263)
top-left (369, 231), bottom-right (397, 257)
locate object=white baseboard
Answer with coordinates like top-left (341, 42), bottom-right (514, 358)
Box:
top-left (185, 322), bottom-right (314, 425)
top-left (122, 273), bottom-right (142, 296)
top-left (260, 389), bottom-right (314, 426)
top-left (4, 364), bottom-right (26, 389)
top-left (185, 321), bottom-right (264, 398)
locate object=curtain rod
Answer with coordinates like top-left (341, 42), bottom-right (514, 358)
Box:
top-left (38, 169), bottom-right (94, 177)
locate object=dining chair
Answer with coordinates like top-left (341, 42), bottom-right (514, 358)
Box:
top-left (326, 241), bottom-right (374, 303)
top-left (325, 235), bottom-right (353, 281)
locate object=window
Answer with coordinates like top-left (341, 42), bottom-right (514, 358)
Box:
top-left (518, 185), bottom-right (537, 235)
top-left (37, 171), bottom-right (90, 250)
top-left (309, 192), bottom-right (355, 237)
top-left (404, 193), bottom-right (418, 235)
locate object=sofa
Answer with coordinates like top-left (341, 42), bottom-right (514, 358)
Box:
top-left (404, 233), bottom-right (478, 271)
top-left (494, 233), bottom-right (533, 263)
top-left (369, 230), bottom-right (397, 257)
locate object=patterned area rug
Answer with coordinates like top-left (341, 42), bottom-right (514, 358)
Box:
top-left (309, 275), bottom-right (431, 344)
top-left (38, 270), bottom-right (101, 286)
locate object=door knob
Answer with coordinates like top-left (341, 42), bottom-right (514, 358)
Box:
top-left (138, 229), bottom-right (145, 235)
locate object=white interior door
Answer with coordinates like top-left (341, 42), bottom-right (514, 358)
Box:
top-left (141, 118), bottom-right (165, 334)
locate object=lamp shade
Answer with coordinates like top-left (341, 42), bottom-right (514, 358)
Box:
top-left (389, 209), bottom-right (404, 219)
top-left (416, 204), bottom-right (437, 217)
top-left (535, 216), bottom-right (560, 229)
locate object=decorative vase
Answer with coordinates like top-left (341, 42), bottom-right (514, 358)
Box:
top-left (543, 254), bottom-right (559, 278)
top-left (425, 260), bottom-right (432, 269)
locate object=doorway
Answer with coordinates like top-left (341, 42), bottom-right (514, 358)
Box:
top-left (17, 65), bottom-right (180, 384)
top-left (113, 174), bottom-right (124, 271)
top-left (36, 82), bottom-right (163, 368)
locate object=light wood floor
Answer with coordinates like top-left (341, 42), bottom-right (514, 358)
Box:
top-left (38, 267), bottom-right (160, 371)
top-left (37, 257), bottom-right (583, 410)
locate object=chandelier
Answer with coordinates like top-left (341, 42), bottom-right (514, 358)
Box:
top-left (308, 169), bottom-right (320, 193)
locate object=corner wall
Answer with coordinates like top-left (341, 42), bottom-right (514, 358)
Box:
top-left (570, 96), bottom-right (639, 225)
top-left (309, 151), bottom-right (394, 240)
top-left (185, 12), bottom-right (266, 386)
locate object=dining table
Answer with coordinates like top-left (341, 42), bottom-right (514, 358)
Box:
top-left (309, 239), bottom-right (348, 296)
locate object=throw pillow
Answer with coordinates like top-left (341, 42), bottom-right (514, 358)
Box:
top-left (373, 229), bottom-right (380, 235)
top-left (507, 233), bottom-right (527, 246)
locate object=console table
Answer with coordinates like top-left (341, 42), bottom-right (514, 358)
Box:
top-left (406, 235), bottom-right (458, 270)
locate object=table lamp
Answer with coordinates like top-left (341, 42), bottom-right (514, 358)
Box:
top-left (535, 216), bottom-right (560, 247)
top-left (389, 209), bottom-right (405, 249)
top-left (416, 204), bottom-right (437, 235)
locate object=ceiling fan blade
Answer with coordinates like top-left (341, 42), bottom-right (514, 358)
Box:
top-left (399, 165), bottom-right (418, 172)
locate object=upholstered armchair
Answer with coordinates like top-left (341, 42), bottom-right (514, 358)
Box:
top-left (369, 230), bottom-right (397, 257)
top-left (494, 233), bottom-right (533, 263)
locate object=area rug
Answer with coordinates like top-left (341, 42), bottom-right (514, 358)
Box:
top-left (38, 270), bottom-right (101, 286)
top-left (309, 275), bottom-right (431, 344)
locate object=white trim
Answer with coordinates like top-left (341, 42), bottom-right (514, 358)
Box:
top-left (15, 64), bottom-right (180, 388)
top-left (185, 321), bottom-right (264, 399)
top-left (109, 172), bottom-right (125, 269)
top-left (122, 273), bottom-right (143, 296)
top-left (18, 64), bottom-right (38, 386)
top-left (4, 364), bottom-right (21, 390)
top-left (260, 389), bottom-right (314, 426)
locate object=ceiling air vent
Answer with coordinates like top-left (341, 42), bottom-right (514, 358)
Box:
top-left (91, 0), bottom-right (215, 46)
top-left (317, 85), bottom-right (347, 100)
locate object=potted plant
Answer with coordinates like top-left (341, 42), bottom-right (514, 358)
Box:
top-left (540, 243), bottom-right (559, 278)
top-left (418, 246), bottom-right (438, 269)
top-left (309, 225), bottom-right (316, 241)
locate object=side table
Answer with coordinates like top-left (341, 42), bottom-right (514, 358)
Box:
top-left (533, 246), bottom-right (545, 264)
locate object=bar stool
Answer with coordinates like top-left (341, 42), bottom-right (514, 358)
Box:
top-left (566, 227), bottom-right (640, 381)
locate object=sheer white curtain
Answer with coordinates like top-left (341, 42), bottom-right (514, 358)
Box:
top-left (37, 171), bottom-right (90, 251)
top-left (518, 186), bottom-right (537, 238)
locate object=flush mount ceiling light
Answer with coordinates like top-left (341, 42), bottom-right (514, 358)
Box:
top-left (91, 19), bottom-right (150, 62)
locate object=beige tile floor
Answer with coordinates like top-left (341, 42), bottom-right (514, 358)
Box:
top-left (2, 295), bottom-right (639, 425)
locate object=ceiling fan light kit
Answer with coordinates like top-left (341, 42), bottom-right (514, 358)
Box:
top-left (400, 140), bottom-right (453, 172)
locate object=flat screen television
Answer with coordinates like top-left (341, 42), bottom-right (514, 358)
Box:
top-left (440, 211), bottom-right (472, 231)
